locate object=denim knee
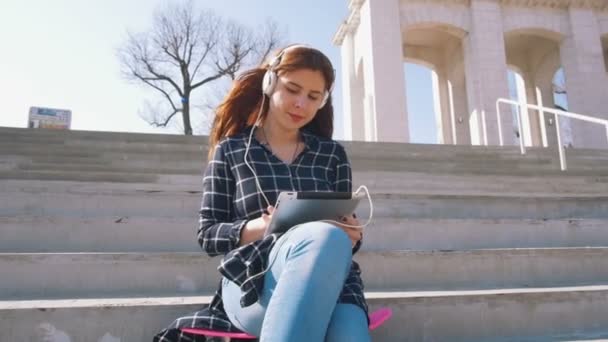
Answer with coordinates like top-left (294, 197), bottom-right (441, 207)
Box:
top-left (297, 222), bottom-right (352, 258)
top-left (281, 222), bottom-right (353, 279)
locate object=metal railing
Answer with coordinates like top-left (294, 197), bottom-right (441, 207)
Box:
top-left (495, 98), bottom-right (608, 171)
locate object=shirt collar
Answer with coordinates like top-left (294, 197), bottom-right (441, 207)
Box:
top-left (242, 126), bottom-right (320, 152)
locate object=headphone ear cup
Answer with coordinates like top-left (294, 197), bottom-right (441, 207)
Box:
top-left (262, 70), bottom-right (277, 97)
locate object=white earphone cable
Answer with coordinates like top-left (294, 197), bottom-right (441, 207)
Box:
top-left (321, 185), bottom-right (373, 230)
top-left (238, 185), bottom-right (374, 287)
top-left (237, 58), bottom-right (374, 287)
top-left (243, 95), bottom-right (272, 209)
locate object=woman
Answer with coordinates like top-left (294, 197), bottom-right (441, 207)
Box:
top-left (154, 45), bottom-right (369, 342)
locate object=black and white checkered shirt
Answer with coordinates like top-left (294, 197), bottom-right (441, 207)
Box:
top-left (154, 127), bottom-right (367, 342)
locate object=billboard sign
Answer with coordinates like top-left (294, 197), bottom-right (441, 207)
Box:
top-left (28, 106), bottom-right (72, 130)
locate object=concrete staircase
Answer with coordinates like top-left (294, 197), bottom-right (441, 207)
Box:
top-left (1, 126), bottom-right (608, 341)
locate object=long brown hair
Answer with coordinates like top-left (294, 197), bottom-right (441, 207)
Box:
top-left (208, 45), bottom-right (335, 160)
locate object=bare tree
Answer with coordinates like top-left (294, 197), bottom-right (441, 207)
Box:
top-left (117, 1), bottom-right (283, 135)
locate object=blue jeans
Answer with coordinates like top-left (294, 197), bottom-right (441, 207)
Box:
top-left (222, 222), bottom-right (371, 342)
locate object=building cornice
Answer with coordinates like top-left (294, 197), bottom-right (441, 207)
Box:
top-left (333, 0), bottom-right (365, 46)
top-left (333, 0), bottom-right (607, 45)
top-left (502, 0), bottom-right (608, 10)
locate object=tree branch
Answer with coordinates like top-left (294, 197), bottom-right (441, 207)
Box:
top-left (117, 1), bottom-right (284, 135)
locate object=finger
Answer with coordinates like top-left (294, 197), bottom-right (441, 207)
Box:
top-left (340, 216), bottom-right (357, 226)
top-left (347, 230), bottom-right (359, 240)
top-left (343, 220), bottom-right (359, 228)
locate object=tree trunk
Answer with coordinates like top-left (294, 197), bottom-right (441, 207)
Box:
top-left (182, 98), bottom-right (193, 135)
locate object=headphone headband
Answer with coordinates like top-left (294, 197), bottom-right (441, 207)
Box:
top-left (262, 45), bottom-right (332, 109)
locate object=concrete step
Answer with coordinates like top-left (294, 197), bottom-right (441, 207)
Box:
top-left (0, 216), bottom-right (201, 253)
top-left (350, 159), bottom-right (607, 176)
top-left (3, 126), bottom-right (608, 159)
top-left (0, 178), bottom-right (203, 193)
top-left (18, 161), bottom-right (203, 175)
top-left (0, 137), bottom-right (558, 158)
top-left (371, 286), bottom-right (608, 341)
top-left (14, 153), bottom-right (556, 168)
top-left (3, 137), bottom-right (606, 176)
top-left (356, 247), bottom-right (608, 291)
top-left (0, 252), bottom-right (221, 300)
top-left (0, 142), bottom-right (207, 156)
top-left (27, 155), bottom-right (204, 168)
top-left (7, 159), bottom-right (608, 193)
top-left (2, 287), bottom-right (608, 341)
top-left (490, 332), bottom-right (608, 342)
top-left (3, 171), bottom-right (608, 199)
top-left (2, 215), bottom-right (607, 253)
top-left (0, 136), bottom-right (570, 162)
top-left (2, 248), bottom-right (607, 300)
top-left (0, 131), bottom-right (582, 159)
top-left (363, 218), bottom-right (608, 251)
top-left (354, 171), bottom-right (608, 195)
top-left (3, 125), bottom-right (607, 152)
top-left (4, 174), bottom-right (608, 197)
top-left (3, 138), bottom-right (607, 175)
top-left (4, 160), bottom-right (608, 185)
top-left (3, 182), bottom-right (607, 219)
top-left (0, 126), bottom-right (203, 145)
top-left (3, 153), bottom-right (606, 179)
top-left (0, 144), bottom-right (559, 168)
top-left (362, 193), bottom-right (608, 219)
top-left (0, 169), bottom-right (159, 183)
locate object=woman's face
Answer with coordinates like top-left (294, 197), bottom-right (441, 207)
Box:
top-left (266, 68), bottom-right (327, 132)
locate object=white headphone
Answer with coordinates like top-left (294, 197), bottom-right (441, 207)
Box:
top-left (262, 45), bottom-right (332, 109)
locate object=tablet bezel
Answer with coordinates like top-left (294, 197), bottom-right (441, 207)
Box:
top-left (264, 191), bottom-right (364, 236)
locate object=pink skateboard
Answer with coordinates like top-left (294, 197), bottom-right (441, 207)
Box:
top-left (181, 307), bottom-right (393, 339)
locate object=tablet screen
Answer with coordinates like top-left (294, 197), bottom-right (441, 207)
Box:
top-left (265, 191), bottom-right (362, 236)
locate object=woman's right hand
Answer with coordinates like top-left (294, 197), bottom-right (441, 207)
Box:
top-left (239, 206), bottom-right (274, 246)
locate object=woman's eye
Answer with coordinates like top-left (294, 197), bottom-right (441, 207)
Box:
top-left (309, 95), bottom-right (319, 101)
top-left (286, 88), bottom-right (298, 94)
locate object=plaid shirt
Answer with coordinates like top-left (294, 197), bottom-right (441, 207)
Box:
top-left (154, 127), bottom-right (367, 342)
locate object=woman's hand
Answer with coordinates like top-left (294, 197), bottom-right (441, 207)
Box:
top-left (334, 214), bottom-right (363, 247)
top-left (239, 206), bottom-right (274, 246)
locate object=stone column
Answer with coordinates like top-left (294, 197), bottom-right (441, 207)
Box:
top-left (463, 0), bottom-right (512, 145)
top-left (524, 71), bottom-right (543, 147)
top-left (339, 32), bottom-right (355, 141)
top-left (351, 59), bottom-right (366, 141)
top-left (447, 57), bottom-right (471, 145)
top-left (534, 81), bottom-right (561, 148)
top-left (560, 7), bottom-right (608, 148)
top-left (435, 68), bottom-right (453, 144)
top-left (358, 0), bottom-right (408, 142)
top-left (534, 49), bottom-right (562, 148)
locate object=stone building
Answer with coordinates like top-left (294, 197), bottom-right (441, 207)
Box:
top-left (334, 0), bottom-right (608, 149)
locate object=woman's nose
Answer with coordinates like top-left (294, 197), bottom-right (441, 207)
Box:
top-left (294, 96), bottom-right (305, 108)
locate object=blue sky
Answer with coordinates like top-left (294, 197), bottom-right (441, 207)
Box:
top-left (0, 0), bottom-right (436, 142)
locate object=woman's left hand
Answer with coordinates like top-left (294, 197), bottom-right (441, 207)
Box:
top-left (335, 214), bottom-right (363, 247)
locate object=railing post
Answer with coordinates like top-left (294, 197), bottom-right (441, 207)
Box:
top-left (515, 104), bottom-right (526, 155)
top-left (496, 101), bottom-right (504, 146)
top-left (495, 97), bottom-right (607, 171)
top-left (536, 88), bottom-right (548, 148)
top-left (555, 114), bottom-right (567, 171)
top-left (482, 110), bottom-right (488, 146)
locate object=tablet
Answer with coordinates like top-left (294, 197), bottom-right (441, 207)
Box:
top-left (265, 191), bottom-right (365, 236)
